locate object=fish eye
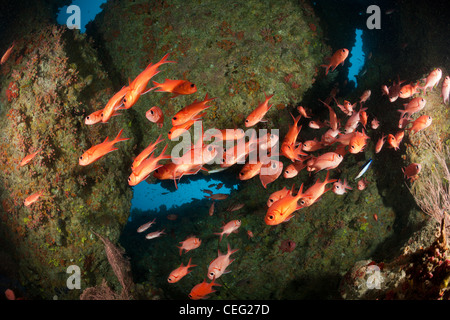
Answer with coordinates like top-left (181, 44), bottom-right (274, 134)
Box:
top-left (168, 277), bottom-right (172, 282)
top-left (245, 119), bottom-right (249, 123)
top-left (123, 98), bottom-right (127, 102)
top-left (237, 220), bottom-right (241, 223)
top-left (127, 177), bottom-right (131, 181)
top-left (300, 200), bottom-right (305, 205)
top-left (351, 145), bottom-right (355, 149)
top-left (335, 185), bottom-right (340, 189)
top-left (239, 172), bottom-right (244, 175)
top-left (285, 170), bottom-right (289, 174)
top-left (168, 131), bottom-right (172, 134)
top-left (269, 199), bottom-right (274, 203)
top-left (267, 214), bottom-right (274, 220)
top-left (209, 272), bottom-right (215, 277)
top-left (188, 294), bottom-right (192, 298)
top-left (173, 116), bottom-right (177, 120)
top-left (190, 83), bottom-right (195, 87)
top-left (416, 165), bottom-right (419, 170)
top-left (86, 116), bottom-right (90, 120)
top-left (150, 110), bottom-right (154, 115)
top-left (342, 49), bottom-right (346, 52)
top-left (399, 91), bottom-right (403, 94)
top-left (79, 156), bottom-right (83, 160)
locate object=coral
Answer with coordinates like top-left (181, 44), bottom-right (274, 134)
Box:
top-left (6, 81), bottom-right (19, 102)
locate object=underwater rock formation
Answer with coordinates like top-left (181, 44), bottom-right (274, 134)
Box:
top-left (0, 22), bottom-right (134, 299)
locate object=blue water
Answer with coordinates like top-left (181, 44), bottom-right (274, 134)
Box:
top-left (347, 29), bottom-right (365, 87)
top-left (130, 178), bottom-right (239, 214)
top-left (56, 0), bottom-right (108, 33)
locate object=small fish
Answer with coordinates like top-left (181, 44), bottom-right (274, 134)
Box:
top-left (402, 163), bottom-right (421, 182)
top-left (24, 191), bottom-right (44, 207)
top-left (102, 86), bottom-right (129, 123)
top-left (215, 183), bottom-right (223, 190)
top-left (267, 186), bottom-right (289, 207)
top-left (265, 184), bottom-right (308, 225)
top-left (151, 79), bottom-right (197, 98)
top-left (214, 219), bottom-right (241, 242)
top-left (178, 236), bottom-right (202, 255)
top-left (260, 160), bottom-right (283, 188)
top-left (207, 243), bottom-right (239, 280)
top-left (387, 76), bottom-right (406, 102)
top-left (166, 214), bottom-right (178, 221)
top-left (359, 89), bottom-right (371, 105)
top-left (19, 149), bottom-right (41, 167)
top-left (209, 201), bottom-right (215, 216)
top-left (145, 229), bottom-right (165, 240)
top-left (406, 115), bottom-right (432, 134)
top-left (188, 278), bottom-right (221, 300)
top-left (299, 172), bottom-right (337, 208)
top-left (123, 53), bottom-right (176, 109)
top-left (297, 106), bottom-right (311, 118)
top-left (1, 42), bottom-right (15, 65)
top-left (308, 120), bottom-right (326, 129)
top-left (306, 152), bottom-right (343, 172)
top-left (131, 134), bottom-right (164, 172)
top-left (441, 76), bottom-right (450, 105)
top-left (137, 218), bottom-right (156, 233)
top-left (145, 106), bottom-right (164, 128)
top-left (128, 145), bottom-right (170, 186)
top-left (168, 258), bottom-right (197, 283)
top-left (420, 68), bottom-right (442, 93)
top-left (283, 160), bottom-right (307, 179)
top-left (302, 138), bottom-right (323, 152)
top-left (357, 178), bottom-right (368, 190)
top-left (226, 203), bottom-right (245, 212)
top-left (168, 116), bottom-right (204, 140)
top-left (375, 135), bottom-right (386, 154)
top-left (397, 97), bottom-right (426, 119)
top-left (172, 93), bottom-right (215, 126)
top-left (355, 158), bottom-right (373, 180)
top-left (204, 193), bottom-right (228, 200)
top-left (332, 179), bottom-right (352, 195)
top-left (321, 48), bottom-right (349, 75)
top-left (399, 82), bottom-right (421, 99)
top-left (387, 134), bottom-right (400, 150)
top-left (371, 118), bottom-right (380, 130)
top-left (79, 129), bottom-right (130, 166)
top-left (247, 230), bottom-right (254, 239)
top-left (245, 92), bottom-right (274, 127)
top-left (348, 129), bottom-right (370, 154)
top-left (381, 85), bottom-right (390, 96)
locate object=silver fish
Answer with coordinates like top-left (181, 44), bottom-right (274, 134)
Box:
top-left (355, 158), bottom-right (373, 180)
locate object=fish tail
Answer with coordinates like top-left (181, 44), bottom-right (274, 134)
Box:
top-left (113, 128), bottom-right (131, 144)
top-left (214, 232), bottom-right (224, 242)
top-left (156, 52), bottom-right (177, 66)
top-left (321, 64), bottom-right (330, 75)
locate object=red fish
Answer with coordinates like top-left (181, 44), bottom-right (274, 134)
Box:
top-left (259, 160), bottom-right (283, 188)
top-left (204, 193), bottom-right (228, 200)
top-left (332, 179), bottom-right (352, 195)
top-left (239, 161), bottom-right (263, 180)
top-left (420, 68), bottom-right (442, 93)
top-left (406, 115), bottom-right (432, 134)
top-left (375, 134), bottom-right (386, 153)
top-left (178, 236), bottom-right (202, 255)
top-left (137, 218), bottom-right (156, 233)
top-left (24, 190), bottom-right (44, 207)
top-left (131, 134), bottom-right (164, 172)
top-left (283, 160), bottom-right (307, 178)
top-left (281, 114), bottom-right (307, 162)
top-left (357, 178), bottom-right (368, 190)
top-left (318, 99), bottom-right (338, 131)
top-left (79, 129), bottom-right (130, 166)
top-left (19, 149), bottom-right (41, 167)
top-left (297, 106), bottom-right (311, 118)
top-left (348, 129), bottom-right (370, 154)
top-left (207, 243), bottom-right (239, 280)
top-left (398, 97), bottom-right (427, 119)
top-left (214, 219), bottom-right (241, 242)
top-left (168, 116), bottom-right (204, 140)
top-left (399, 82), bottom-right (420, 99)
top-left (265, 184), bottom-right (308, 225)
top-left (151, 79), bottom-right (197, 98)
top-left (188, 278), bottom-right (221, 300)
top-left (101, 86), bottom-right (129, 122)
top-left (85, 109), bottom-right (105, 125)
top-left (128, 145), bottom-right (170, 186)
top-left (299, 171), bottom-right (337, 207)
top-left (123, 53), bottom-right (175, 109)
top-left (168, 258), bottom-right (197, 283)
top-left (245, 92), bottom-right (274, 127)
top-left (307, 152), bottom-right (343, 172)
top-left (387, 134), bottom-right (400, 150)
top-left (209, 201), bottom-right (215, 216)
top-left (1, 42), bottom-right (15, 65)
top-left (359, 90), bottom-right (371, 105)
top-left (267, 187), bottom-right (289, 207)
top-left (172, 94), bottom-right (215, 126)
top-left (321, 48), bottom-right (349, 75)
top-left (146, 106), bottom-right (164, 128)
top-left (402, 163), bottom-right (421, 182)
top-left (442, 76), bottom-right (450, 105)
top-left (371, 118), bottom-right (380, 130)
top-left (145, 229), bottom-right (165, 240)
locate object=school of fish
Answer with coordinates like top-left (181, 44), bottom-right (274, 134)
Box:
top-left (3, 38), bottom-right (446, 300)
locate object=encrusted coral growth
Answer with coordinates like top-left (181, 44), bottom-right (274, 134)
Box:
top-left (0, 25), bottom-right (133, 299)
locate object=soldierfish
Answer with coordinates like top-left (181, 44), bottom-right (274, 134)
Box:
top-left (151, 79), bottom-right (197, 98)
top-left (207, 243), bottom-right (239, 280)
top-left (375, 135), bottom-right (386, 153)
top-left (131, 134), bottom-right (165, 172)
top-left (406, 115), bottom-right (432, 134)
top-left (188, 278), bottom-right (221, 300)
top-left (214, 219), bottom-right (241, 242)
top-left (245, 92), bottom-right (274, 127)
top-left (137, 218), bottom-right (156, 233)
top-left (24, 191), bottom-right (44, 207)
top-left (102, 86), bottom-right (129, 122)
top-left (1, 42), bottom-right (14, 65)
top-left (267, 186), bottom-right (289, 207)
top-left (145, 229), bottom-right (165, 240)
top-left (397, 97), bottom-right (427, 119)
top-left (298, 171), bottom-right (337, 208)
top-left (348, 129), bottom-right (370, 154)
top-left (19, 149), bottom-right (41, 167)
top-left (123, 53), bottom-right (175, 110)
top-left (402, 163), bottom-right (421, 182)
top-left (79, 129), bottom-right (130, 166)
top-left (172, 94), bottom-right (215, 126)
top-left (178, 236), bottom-right (202, 255)
top-left (399, 82), bottom-right (421, 99)
top-left (264, 184), bottom-right (308, 225)
top-left (128, 144), bottom-right (170, 186)
top-left (442, 76), bottom-right (450, 105)
top-left (146, 106), bottom-right (164, 128)
top-left (332, 179), bottom-right (352, 195)
top-left (420, 68), bottom-right (442, 93)
top-left (168, 258), bottom-right (197, 283)
top-left (321, 48), bottom-right (349, 75)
